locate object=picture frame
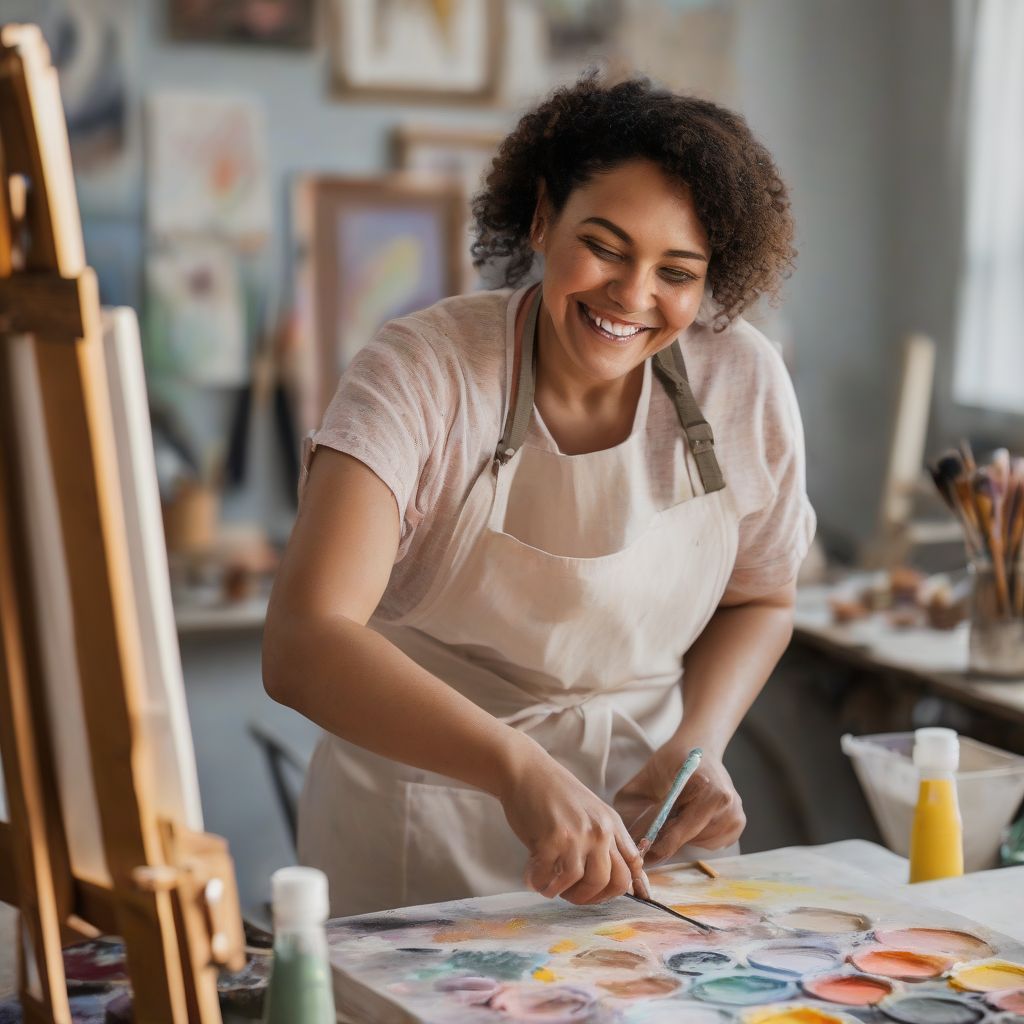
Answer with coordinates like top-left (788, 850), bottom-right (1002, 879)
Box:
top-left (168, 0), bottom-right (316, 48)
top-left (328, 0), bottom-right (504, 104)
top-left (293, 175), bottom-right (467, 428)
top-left (394, 125), bottom-right (506, 287)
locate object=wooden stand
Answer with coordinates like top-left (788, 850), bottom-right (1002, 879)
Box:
top-left (0, 24), bottom-right (244, 1023)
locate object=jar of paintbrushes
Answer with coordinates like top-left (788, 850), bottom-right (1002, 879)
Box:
top-left (929, 444), bottom-right (1024, 678)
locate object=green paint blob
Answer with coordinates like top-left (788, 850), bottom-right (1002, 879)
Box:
top-left (691, 972), bottom-right (797, 1006)
top-left (444, 950), bottom-right (544, 981)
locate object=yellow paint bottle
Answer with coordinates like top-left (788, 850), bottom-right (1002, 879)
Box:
top-left (909, 727), bottom-right (964, 883)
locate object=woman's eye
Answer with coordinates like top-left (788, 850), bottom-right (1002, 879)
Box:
top-left (583, 239), bottom-right (620, 260)
top-left (661, 269), bottom-right (697, 284)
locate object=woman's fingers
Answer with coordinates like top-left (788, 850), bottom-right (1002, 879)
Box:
top-left (591, 844), bottom-right (635, 904)
top-left (560, 844), bottom-right (613, 905)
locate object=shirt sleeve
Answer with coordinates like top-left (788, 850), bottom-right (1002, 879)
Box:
top-left (309, 318), bottom-right (452, 559)
top-left (723, 344), bottom-right (817, 600)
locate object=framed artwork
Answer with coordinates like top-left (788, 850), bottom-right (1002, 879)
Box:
top-left (329, 0), bottom-right (503, 103)
top-left (293, 175), bottom-right (466, 427)
top-left (394, 125), bottom-right (505, 287)
top-left (146, 92), bottom-right (273, 244)
top-left (168, 0), bottom-right (316, 47)
top-left (543, 0), bottom-right (623, 59)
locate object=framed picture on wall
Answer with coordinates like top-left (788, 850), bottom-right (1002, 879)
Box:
top-left (168, 0), bottom-right (316, 47)
top-left (328, 0), bottom-right (503, 103)
top-left (394, 125), bottom-right (505, 287)
top-left (293, 176), bottom-right (467, 428)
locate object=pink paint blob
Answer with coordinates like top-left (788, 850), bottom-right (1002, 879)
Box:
top-left (988, 989), bottom-right (1024, 1013)
top-left (488, 983), bottom-right (595, 1022)
top-left (802, 972), bottom-right (894, 1005)
top-left (873, 926), bottom-right (993, 960)
top-left (850, 946), bottom-right (953, 980)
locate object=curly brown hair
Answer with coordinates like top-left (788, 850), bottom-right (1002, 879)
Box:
top-left (471, 73), bottom-right (795, 330)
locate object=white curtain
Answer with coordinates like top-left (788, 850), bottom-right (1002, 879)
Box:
top-left (953, 0), bottom-right (1024, 414)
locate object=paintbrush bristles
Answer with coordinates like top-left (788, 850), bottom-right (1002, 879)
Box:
top-left (928, 443), bottom-right (1024, 621)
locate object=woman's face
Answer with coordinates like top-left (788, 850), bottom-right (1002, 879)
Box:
top-left (534, 158), bottom-right (711, 386)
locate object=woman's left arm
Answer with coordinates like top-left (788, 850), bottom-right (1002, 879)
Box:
top-left (614, 580), bottom-right (796, 862)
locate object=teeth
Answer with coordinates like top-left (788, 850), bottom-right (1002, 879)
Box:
top-left (584, 305), bottom-right (644, 337)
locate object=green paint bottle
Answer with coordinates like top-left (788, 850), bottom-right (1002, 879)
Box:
top-left (262, 867), bottom-right (336, 1024)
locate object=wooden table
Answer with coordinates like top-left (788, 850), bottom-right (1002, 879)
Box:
top-left (794, 584), bottom-right (1024, 726)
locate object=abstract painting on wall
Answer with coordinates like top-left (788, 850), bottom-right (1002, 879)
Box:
top-left (146, 92), bottom-right (273, 244)
top-left (168, 0), bottom-right (316, 47)
top-left (293, 175), bottom-right (465, 428)
top-left (329, 0), bottom-right (503, 102)
top-left (327, 848), bottom-right (1024, 1024)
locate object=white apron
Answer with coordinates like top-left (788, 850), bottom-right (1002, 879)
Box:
top-left (298, 288), bottom-right (741, 916)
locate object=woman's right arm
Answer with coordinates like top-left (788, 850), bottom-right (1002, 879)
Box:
top-left (262, 446), bottom-right (643, 904)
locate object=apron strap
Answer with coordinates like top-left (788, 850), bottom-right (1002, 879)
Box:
top-left (496, 290), bottom-right (725, 495)
top-left (653, 344), bottom-right (726, 494)
top-left (494, 286), bottom-right (541, 466)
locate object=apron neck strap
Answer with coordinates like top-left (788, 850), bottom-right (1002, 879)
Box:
top-left (495, 287), bottom-right (541, 466)
top-left (495, 289), bottom-right (726, 495)
top-left (653, 345), bottom-right (725, 494)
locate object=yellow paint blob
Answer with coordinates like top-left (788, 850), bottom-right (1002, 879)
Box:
top-left (950, 960), bottom-right (1024, 992)
top-left (432, 917), bottom-right (528, 942)
top-left (532, 967), bottom-right (557, 983)
top-left (548, 939), bottom-right (578, 954)
top-left (745, 1006), bottom-right (847, 1024)
top-left (594, 924), bottom-right (638, 941)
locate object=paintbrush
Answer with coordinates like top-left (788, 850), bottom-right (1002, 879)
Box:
top-left (622, 892), bottom-right (716, 933)
top-left (636, 748), bottom-right (703, 859)
top-left (973, 470), bottom-right (1010, 615)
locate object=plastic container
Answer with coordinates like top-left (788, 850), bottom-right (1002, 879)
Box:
top-left (841, 732), bottom-right (1024, 871)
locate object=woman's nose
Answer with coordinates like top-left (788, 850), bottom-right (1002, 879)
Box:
top-left (606, 267), bottom-right (652, 316)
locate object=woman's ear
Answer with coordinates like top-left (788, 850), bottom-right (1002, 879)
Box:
top-left (530, 180), bottom-right (551, 253)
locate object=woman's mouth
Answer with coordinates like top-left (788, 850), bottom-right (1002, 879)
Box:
top-left (577, 302), bottom-right (652, 345)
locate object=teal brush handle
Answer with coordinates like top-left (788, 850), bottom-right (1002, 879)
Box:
top-left (640, 748), bottom-right (703, 852)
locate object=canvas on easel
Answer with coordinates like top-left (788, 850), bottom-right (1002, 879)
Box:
top-left (0, 23), bottom-right (244, 1023)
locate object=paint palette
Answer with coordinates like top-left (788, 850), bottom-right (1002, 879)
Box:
top-left (327, 850), bottom-right (1024, 1024)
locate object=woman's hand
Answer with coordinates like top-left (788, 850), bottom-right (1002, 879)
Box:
top-left (498, 744), bottom-right (645, 905)
top-left (614, 744), bottom-right (745, 864)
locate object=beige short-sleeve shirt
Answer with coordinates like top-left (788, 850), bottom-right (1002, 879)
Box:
top-left (312, 287), bottom-right (816, 620)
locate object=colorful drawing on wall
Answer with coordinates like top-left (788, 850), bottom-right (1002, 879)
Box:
top-left (329, 0), bottom-right (503, 102)
top-left (326, 849), bottom-right (1024, 1024)
top-left (293, 176), bottom-right (464, 425)
top-left (168, 0), bottom-right (315, 47)
top-left (394, 125), bottom-right (504, 288)
top-left (5, 0), bottom-right (142, 215)
top-left (146, 92), bottom-right (273, 243)
top-left (145, 238), bottom-right (248, 388)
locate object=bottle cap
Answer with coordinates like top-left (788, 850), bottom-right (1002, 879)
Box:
top-left (913, 727), bottom-right (960, 773)
top-left (271, 866), bottom-right (329, 928)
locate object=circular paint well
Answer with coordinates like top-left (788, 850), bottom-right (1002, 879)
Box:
top-left (949, 959), bottom-right (1024, 993)
top-left (747, 944), bottom-right (841, 976)
top-left (666, 950), bottom-right (736, 975)
top-left (690, 972), bottom-right (797, 1006)
top-left (850, 946), bottom-right (953, 980)
top-left (879, 994), bottom-right (984, 1024)
top-left (774, 907), bottom-right (870, 935)
top-left (598, 975), bottom-right (681, 999)
top-left (873, 927), bottom-right (993, 960)
top-left (572, 948), bottom-right (648, 970)
top-left (989, 990), bottom-right (1024, 1013)
top-left (488, 983), bottom-right (595, 1022)
top-left (669, 902), bottom-right (764, 929)
top-left (802, 972), bottom-right (893, 1006)
top-left (744, 1006), bottom-right (854, 1024)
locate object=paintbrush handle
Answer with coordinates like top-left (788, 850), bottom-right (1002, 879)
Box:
top-left (639, 748), bottom-right (703, 853)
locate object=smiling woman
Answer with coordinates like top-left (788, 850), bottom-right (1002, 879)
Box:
top-left (263, 72), bottom-right (815, 918)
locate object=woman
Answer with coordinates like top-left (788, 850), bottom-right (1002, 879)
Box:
top-left (263, 75), bottom-right (815, 917)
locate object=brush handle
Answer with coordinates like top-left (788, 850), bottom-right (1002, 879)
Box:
top-left (640, 748), bottom-right (703, 852)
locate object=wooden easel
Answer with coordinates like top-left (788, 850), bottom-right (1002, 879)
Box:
top-left (0, 24), bottom-right (244, 1023)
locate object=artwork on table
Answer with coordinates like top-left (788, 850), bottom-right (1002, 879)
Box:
top-left (146, 92), bottom-right (273, 244)
top-left (145, 238), bottom-right (249, 388)
top-left (394, 125), bottom-right (505, 288)
top-left (542, 0), bottom-right (623, 59)
top-left (327, 847), bottom-right (1024, 1024)
top-left (293, 176), bottom-right (465, 426)
top-left (167, 0), bottom-right (316, 47)
top-left (3, 0), bottom-right (143, 216)
top-left (328, 0), bottom-right (503, 103)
